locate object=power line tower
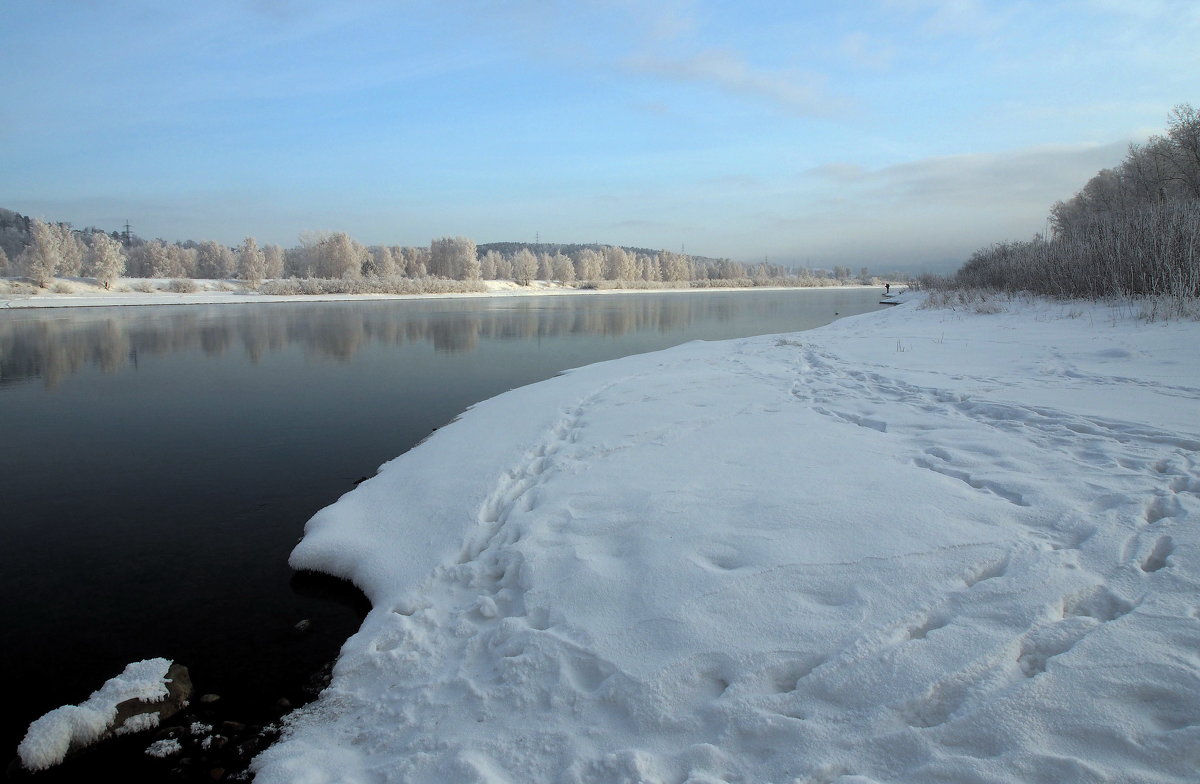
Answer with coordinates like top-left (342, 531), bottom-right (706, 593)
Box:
top-left (122, 220), bottom-right (133, 246)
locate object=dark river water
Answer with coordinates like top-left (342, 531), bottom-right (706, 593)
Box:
top-left (0, 288), bottom-right (883, 777)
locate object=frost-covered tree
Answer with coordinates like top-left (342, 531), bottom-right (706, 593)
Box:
top-left (494, 254), bottom-right (514, 280)
top-left (462, 246), bottom-right (481, 280)
top-left (0, 245), bottom-right (9, 275)
top-left (603, 246), bottom-right (636, 281)
top-left (402, 246), bottom-right (429, 277)
top-left (263, 243), bottom-right (285, 279)
top-left (313, 232), bottom-right (366, 279)
top-left (574, 248), bottom-right (604, 281)
top-left (659, 251), bottom-right (691, 282)
top-left (167, 244), bottom-right (197, 278)
top-left (125, 240), bottom-right (173, 278)
top-left (1051, 103), bottom-right (1200, 234)
top-left (511, 248), bottom-right (537, 284)
top-left (538, 253), bottom-right (554, 281)
top-left (430, 236), bottom-right (478, 280)
top-left (196, 240), bottom-right (236, 279)
top-left (366, 245), bottom-right (398, 277)
top-left (86, 232), bottom-right (126, 289)
top-left (551, 252), bottom-right (575, 283)
top-left (238, 237), bottom-right (267, 284)
top-left (147, 241), bottom-right (173, 278)
top-left (56, 226), bottom-right (86, 277)
top-left (480, 249), bottom-right (502, 280)
top-left (19, 219), bottom-right (61, 286)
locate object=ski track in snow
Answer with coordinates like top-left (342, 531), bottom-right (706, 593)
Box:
top-left (254, 299), bottom-right (1200, 784)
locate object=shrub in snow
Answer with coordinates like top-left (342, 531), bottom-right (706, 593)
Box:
top-left (17, 659), bottom-right (191, 771)
top-left (257, 275), bottom-right (488, 296)
top-left (167, 278), bottom-right (199, 293)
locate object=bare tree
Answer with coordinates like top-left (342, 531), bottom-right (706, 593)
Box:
top-left (1166, 103), bottom-right (1200, 198)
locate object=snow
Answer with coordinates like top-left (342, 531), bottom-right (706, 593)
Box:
top-left (145, 738), bottom-right (182, 758)
top-left (252, 295), bottom-right (1200, 783)
top-left (0, 277), bottom-right (869, 309)
top-left (17, 658), bottom-right (174, 771)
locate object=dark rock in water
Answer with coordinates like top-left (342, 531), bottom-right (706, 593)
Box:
top-left (199, 693), bottom-right (221, 704)
top-left (276, 697), bottom-right (292, 710)
top-left (293, 618), bottom-right (313, 634)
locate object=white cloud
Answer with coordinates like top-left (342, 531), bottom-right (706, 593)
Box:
top-left (624, 49), bottom-right (846, 117)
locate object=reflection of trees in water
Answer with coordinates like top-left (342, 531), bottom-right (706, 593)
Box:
top-left (1, 316), bottom-right (132, 388)
top-left (0, 294), bottom-right (803, 386)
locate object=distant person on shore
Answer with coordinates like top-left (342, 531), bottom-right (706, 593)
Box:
top-left (885, 283), bottom-right (891, 294)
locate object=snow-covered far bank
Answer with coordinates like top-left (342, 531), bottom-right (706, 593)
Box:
top-left (0, 277), bottom-right (879, 309)
top-left (252, 295), bottom-right (1199, 784)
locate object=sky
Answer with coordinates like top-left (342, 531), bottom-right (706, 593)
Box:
top-left (2, 1), bottom-right (1197, 272)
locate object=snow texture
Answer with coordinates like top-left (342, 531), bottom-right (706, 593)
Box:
top-left (145, 738), bottom-right (182, 758)
top-left (18, 658), bottom-right (174, 770)
top-left (254, 297), bottom-right (1200, 783)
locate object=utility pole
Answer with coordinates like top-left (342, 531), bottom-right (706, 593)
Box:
top-left (123, 220), bottom-right (132, 246)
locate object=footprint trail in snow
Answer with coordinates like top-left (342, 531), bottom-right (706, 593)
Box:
top-left (257, 297), bottom-right (1200, 784)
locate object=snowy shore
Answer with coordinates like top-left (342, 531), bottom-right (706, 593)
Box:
top-left (0, 278), bottom-right (871, 309)
top-left (243, 294), bottom-right (1197, 783)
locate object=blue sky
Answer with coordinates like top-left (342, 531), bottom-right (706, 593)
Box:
top-left (3, 1), bottom-right (1197, 271)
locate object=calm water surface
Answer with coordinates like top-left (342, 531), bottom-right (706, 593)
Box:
top-left (0, 288), bottom-right (883, 771)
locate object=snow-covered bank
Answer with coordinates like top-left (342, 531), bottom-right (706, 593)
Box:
top-left (253, 296), bottom-right (1199, 783)
top-left (0, 278), bottom-right (873, 309)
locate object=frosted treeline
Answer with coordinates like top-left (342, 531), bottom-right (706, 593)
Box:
top-left (949, 104), bottom-right (1200, 299)
top-left (0, 215), bottom-right (852, 292)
